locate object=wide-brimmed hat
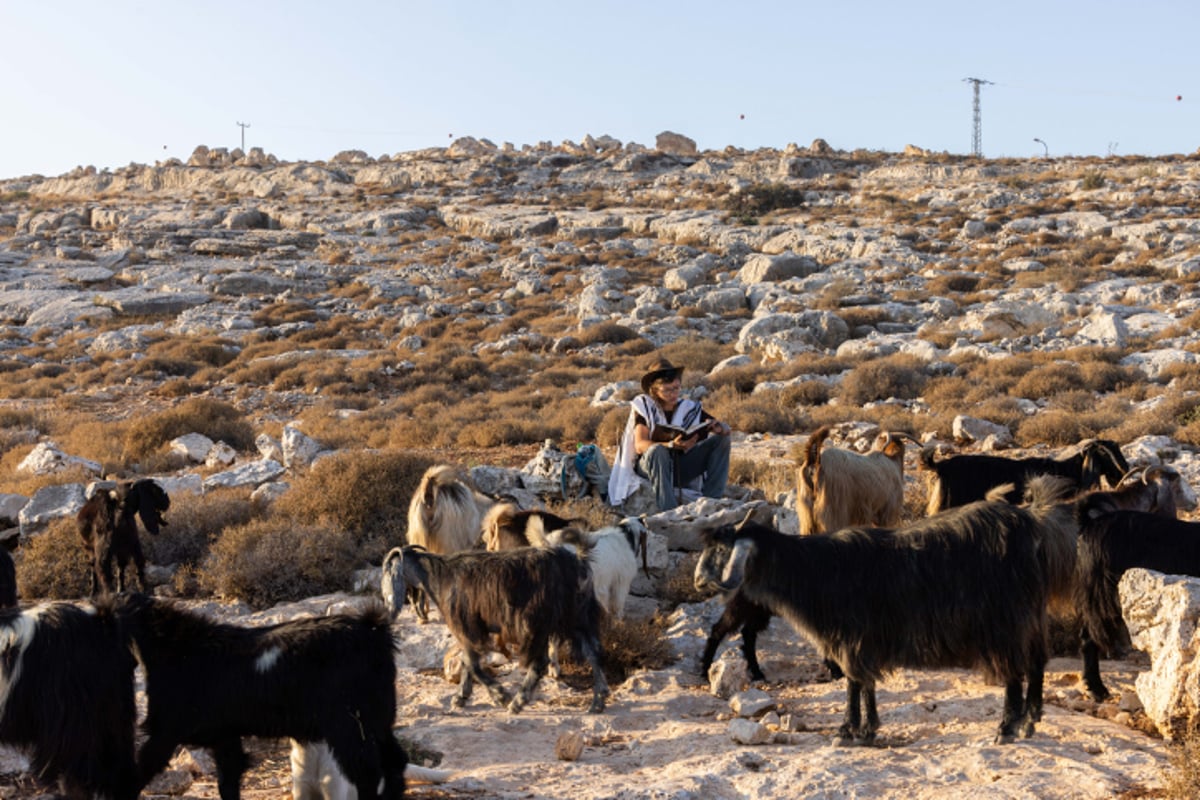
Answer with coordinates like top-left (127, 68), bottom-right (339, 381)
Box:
top-left (641, 357), bottom-right (684, 393)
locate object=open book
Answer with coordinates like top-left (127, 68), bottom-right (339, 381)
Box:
top-left (651, 420), bottom-right (711, 443)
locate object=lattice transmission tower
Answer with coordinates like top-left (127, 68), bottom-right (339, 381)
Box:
top-left (963, 77), bottom-right (993, 157)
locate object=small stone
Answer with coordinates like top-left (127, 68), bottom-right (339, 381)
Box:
top-left (729, 718), bottom-right (771, 745)
top-left (556, 731), bottom-right (585, 761)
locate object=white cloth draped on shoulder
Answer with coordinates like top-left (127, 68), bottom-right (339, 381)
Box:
top-left (608, 394), bottom-right (701, 506)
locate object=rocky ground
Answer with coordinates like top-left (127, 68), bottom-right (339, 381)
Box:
top-left (3, 139), bottom-right (1200, 798)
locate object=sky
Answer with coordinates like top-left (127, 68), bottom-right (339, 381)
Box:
top-left (2, 0), bottom-right (1198, 180)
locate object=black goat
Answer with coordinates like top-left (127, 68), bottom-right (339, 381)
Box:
top-left (919, 438), bottom-right (1128, 514)
top-left (76, 478), bottom-right (170, 596)
top-left (1073, 505), bottom-right (1200, 701)
top-left (694, 479), bottom-right (1075, 745)
top-left (0, 545), bottom-right (15, 609)
top-left (383, 544), bottom-right (608, 714)
top-left (114, 593), bottom-right (407, 800)
top-left (0, 599), bottom-right (139, 800)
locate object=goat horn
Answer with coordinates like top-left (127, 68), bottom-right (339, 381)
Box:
top-left (734, 508), bottom-right (756, 532)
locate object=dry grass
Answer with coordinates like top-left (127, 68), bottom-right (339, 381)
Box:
top-left (122, 398), bottom-right (255, 464)
top-left (13, 517), bottom-right (91, 599)
top-left (197, 517), bottom-right (363, 608)
top-left (276, 449), bottom-right (435, 554)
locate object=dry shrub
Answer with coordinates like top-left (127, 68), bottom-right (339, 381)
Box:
top-left (142, 487), bottom-right (259, 570)
top-left (123, 398), bottom-right (255, 462)
top-left (278, 449), bottom-right (435, 553)
top-left (536, 398), bottom-right (610, 450)
top-left (1177, 404), bottom-right (1200, 447)
top-left (705, 364), bottom-right (763, 395)
top-left (656, 338), bottom-right (734, 376)
top-left (704, 386), bottom-right (809, 436)
top-left (595, 405), bottom-right (633, 450)
top-left (729, 457), bottom-right (794, 503)
top-left (51, 418), bottom-right (128, 472)
top-left (13, 517), bottom-right (90, 599)
top-left (1164, 725), bottom-right (1200, 799)
top-left (1016, 411), bottom-right (1091, 447)
top-left (839, 354), bottom-right (928, 406)
top-left (597, 614), bottom-right (676, 684)
top-left (197, 517), bottom-right (361, 608)
top-left (576, 322), bottom-right (641, 346)
top-left (660, 551), bottom-right (707, 607)
top-left (780, 380), bottom-right (832, 407)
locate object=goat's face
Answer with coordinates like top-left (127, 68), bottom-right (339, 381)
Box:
top-left (127, 480), bottom-right (169, 536)
top-left (380, 547), bottom-right (406, 619)
top-left (694, 525), bottom-right (755, 594)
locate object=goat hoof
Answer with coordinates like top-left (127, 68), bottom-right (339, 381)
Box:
top-left (993, 731), bottom-right (1016, 745)
top-left (506, 698), bottom-right (525, 714)
top-left (451, 696), bottom-right (466, 710)
top-left (1019, 720), bottom-right (1036, 739)
top-left (588, 698), bottom-right (606, 714)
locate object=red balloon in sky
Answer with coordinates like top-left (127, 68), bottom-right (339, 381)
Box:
top-left (739, 114), bottom-right (745, 120)
top-left (1177, 95), bottom-right (1183, 101)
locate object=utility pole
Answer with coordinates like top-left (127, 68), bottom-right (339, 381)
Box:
top-left (963, 77), bottom-right (992, 157)
top-left (236, 121), bottom-right (250, 151)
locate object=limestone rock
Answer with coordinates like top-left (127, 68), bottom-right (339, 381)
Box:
top-left (1119, 568), bottom-right (1200, 739)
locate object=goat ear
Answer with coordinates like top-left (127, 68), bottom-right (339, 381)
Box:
top-left (133, 483), bottom-right (164, 536)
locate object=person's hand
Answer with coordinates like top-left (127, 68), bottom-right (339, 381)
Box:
top-left (674, 433), bottom-right (699, 453)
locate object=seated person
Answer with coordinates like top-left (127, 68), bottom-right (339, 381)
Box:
top-left (608, 357), bottom-right (731, 511)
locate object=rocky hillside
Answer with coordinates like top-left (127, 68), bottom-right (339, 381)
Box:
top-left (2, 136), bottom-right (1198, 492)
top-left (3, 137), bottom-right (1200, 798)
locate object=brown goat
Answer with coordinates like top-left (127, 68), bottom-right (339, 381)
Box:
top-left (76, 479), bottom-right (169, 597)
top-left (797, 426), bottom-right (911, 535)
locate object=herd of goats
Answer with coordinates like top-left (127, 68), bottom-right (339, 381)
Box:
top-left (0, 426), bottom-right (1198, 799)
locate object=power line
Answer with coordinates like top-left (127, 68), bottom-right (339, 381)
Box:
top-left (963, 77), bottom-right (993, 157)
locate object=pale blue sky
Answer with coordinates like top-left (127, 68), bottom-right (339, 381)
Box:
top-left (2, 0), bottom-right (1197, 179)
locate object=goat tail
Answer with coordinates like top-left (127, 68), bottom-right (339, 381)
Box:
top-left (1024, 475), bottom-right (1080, 608)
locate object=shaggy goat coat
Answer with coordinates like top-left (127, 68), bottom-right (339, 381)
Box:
top-left (116, 594), bottom-right (406, 800)
top-left (695, 479), bottom-right (1075, 744)
top-left (385, 545), bottom-right (608, 714)
top-left (1073, 506), bottom-right (1200, 701)
top-left (919, 438), bottom-right (1128, 514)
top-left (0, 600), bottom-right (139, 800)
top-left (797, 425), bottom-right (907, 535)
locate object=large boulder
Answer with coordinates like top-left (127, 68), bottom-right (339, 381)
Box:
top-left (1119, 568), bottom-right (1200, 739)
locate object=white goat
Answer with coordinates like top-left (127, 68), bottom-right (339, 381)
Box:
top-left (797, 425), bottom-right (911, 535)
top-left (548, 516), bottom-right (649, 620)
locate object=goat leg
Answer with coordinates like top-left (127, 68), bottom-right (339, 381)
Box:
top-left (836, 679), bottom-right (863, 745)
top-left (576, 632), bottom-right (609, 714)
top-left (859, 683), bottom-right (879, 744)
top-left (211, 738), bottom-right (249, 800)
top-left (456, 647), bottom-right (508, 709)
top-left (136, 733), bottom-right (182, 792)
top-left (1080, 629), bottom-right (1111, 702)
top-left (995, 677), bottom-right (1026, 744)
top-left (509, 651), bottom-right (549, 714)
top-left (1021, 665), bottom-right (1045, 739)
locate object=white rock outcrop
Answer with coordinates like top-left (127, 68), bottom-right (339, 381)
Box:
top-left (1119, 568), bottom-right (1200, 739)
